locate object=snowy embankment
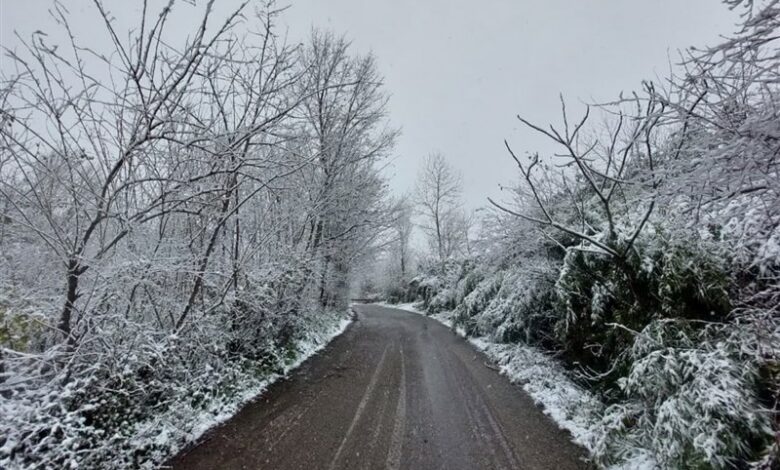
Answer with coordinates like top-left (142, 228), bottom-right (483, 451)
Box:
top-left (379, 301), bottom-right (654, 469)
top-left (157, 312), bottom-right (353, 465)
top-left (0, 310), bottom-right (352, 470)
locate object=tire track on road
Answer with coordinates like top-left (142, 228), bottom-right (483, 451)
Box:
top-left (327, 344), bottom-right (390, 470)
top-left (385, 345), bottom-right (406, 470)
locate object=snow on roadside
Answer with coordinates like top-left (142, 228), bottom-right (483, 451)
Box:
top-left (285, 312), bottom-right (353, 372)
top-left (373, 301), bottom-right (423, 313)
top-left (378, 302), bottom-right (656, 469)
top-left (374, 301), bottom-right (469, 336)
top-left (139, 310), bottom-right (353, 468)
top-left (467, 337), bottom-right (603, 450)
top-left (379, 302), bottom-right (601, 447)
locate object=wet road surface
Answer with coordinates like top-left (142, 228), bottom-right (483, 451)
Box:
top-left (166, 304), bottom-right (589, 470)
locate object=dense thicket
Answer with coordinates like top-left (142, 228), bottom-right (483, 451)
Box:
top-left (0, 2), bottom-right (394, 468)
top-left (402, 1), bottom-right (780, 467)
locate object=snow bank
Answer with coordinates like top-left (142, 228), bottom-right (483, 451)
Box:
top-left (154, 312), bottom-right (353, 467)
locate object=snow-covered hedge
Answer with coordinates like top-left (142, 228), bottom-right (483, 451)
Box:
top-left (0, 288), bottom-right (348, 469)
top-left (1, 278), bottom-right (351, 469)
top-left (594, 318), bottom-right (777, 468)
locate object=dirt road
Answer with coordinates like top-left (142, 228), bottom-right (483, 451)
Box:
top-left (167, 304), bottom-right (588, 470)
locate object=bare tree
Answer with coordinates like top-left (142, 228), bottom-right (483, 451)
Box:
top-left (0, 4), bottom-right (399, 466)
top-left (295, 30), bottom-right (398, 308)
top-left (389, 194), bottom-right (415, 279)
top-left (415, 153), bottom-right (464, 260)
top-left (488, 92), bottom-right (664, 259)
top-left (0, 0), bottom-right (264, 346)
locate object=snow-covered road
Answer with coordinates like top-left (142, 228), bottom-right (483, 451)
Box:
top-left (167, 304), bottom-right (588, 469)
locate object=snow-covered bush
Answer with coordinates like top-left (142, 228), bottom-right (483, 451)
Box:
top-left (411, 258), bottom-right (481, 313)
top-left (456, 272), bottom-right (504, 330)
top-left (0, 303), bottom-right (349, 469)
top-left (593, 318), bottom-right (777, 468)
top-left (451, 258), bottom-right (561, 347)
top-left (553, 227), bottom-right (733, 376)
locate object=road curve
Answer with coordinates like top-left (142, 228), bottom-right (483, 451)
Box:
top-left (166, 304), bottom-right (589, 470)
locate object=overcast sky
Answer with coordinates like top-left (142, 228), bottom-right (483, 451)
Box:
top-left (1, 0), bottom-right (739, 209)
top-left (282, 0), bottom-right (739, 209)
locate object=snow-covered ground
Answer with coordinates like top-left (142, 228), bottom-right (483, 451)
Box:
top-left (378, 301), bottom-right (657, 470)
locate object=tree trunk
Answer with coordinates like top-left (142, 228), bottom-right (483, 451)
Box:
top-left (59, 258), bottom-right (86, 345)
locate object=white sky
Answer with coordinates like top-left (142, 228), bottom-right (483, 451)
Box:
top-left (0, 0), bottom-right (739, 209)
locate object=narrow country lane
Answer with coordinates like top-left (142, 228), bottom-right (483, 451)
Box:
top-left (166, 304), bottom-right (589, 470)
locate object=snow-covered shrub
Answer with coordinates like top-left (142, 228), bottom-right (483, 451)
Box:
top-left (0, 296), bottom-right (350, 470)
top-left (382, 277), bottom-right (417, 304)
top-left (409, 270), bottom-right (443, 310)
top-left (492, 271), bottom-right (559, 346)
top-left (593, 318), bottom-right (777, 468)
top-left (451, 258), bottom-right (561, 347)
top-left (553, 228), bottom-right (732, 376)
top-left (412, 258), bottom-right (480, 313)
top-left (455, 271), bottom-right (503, 332)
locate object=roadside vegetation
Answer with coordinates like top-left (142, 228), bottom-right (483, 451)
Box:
top-left (380, 1), bottom-right (780, 467)
top-left (0, 2), bottom-right (395, 468)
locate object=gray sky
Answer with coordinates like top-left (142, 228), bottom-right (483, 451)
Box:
top-left (1, 0), bottom-right (738, 209)
top-left (280, 0), bottom-right (738, 209)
